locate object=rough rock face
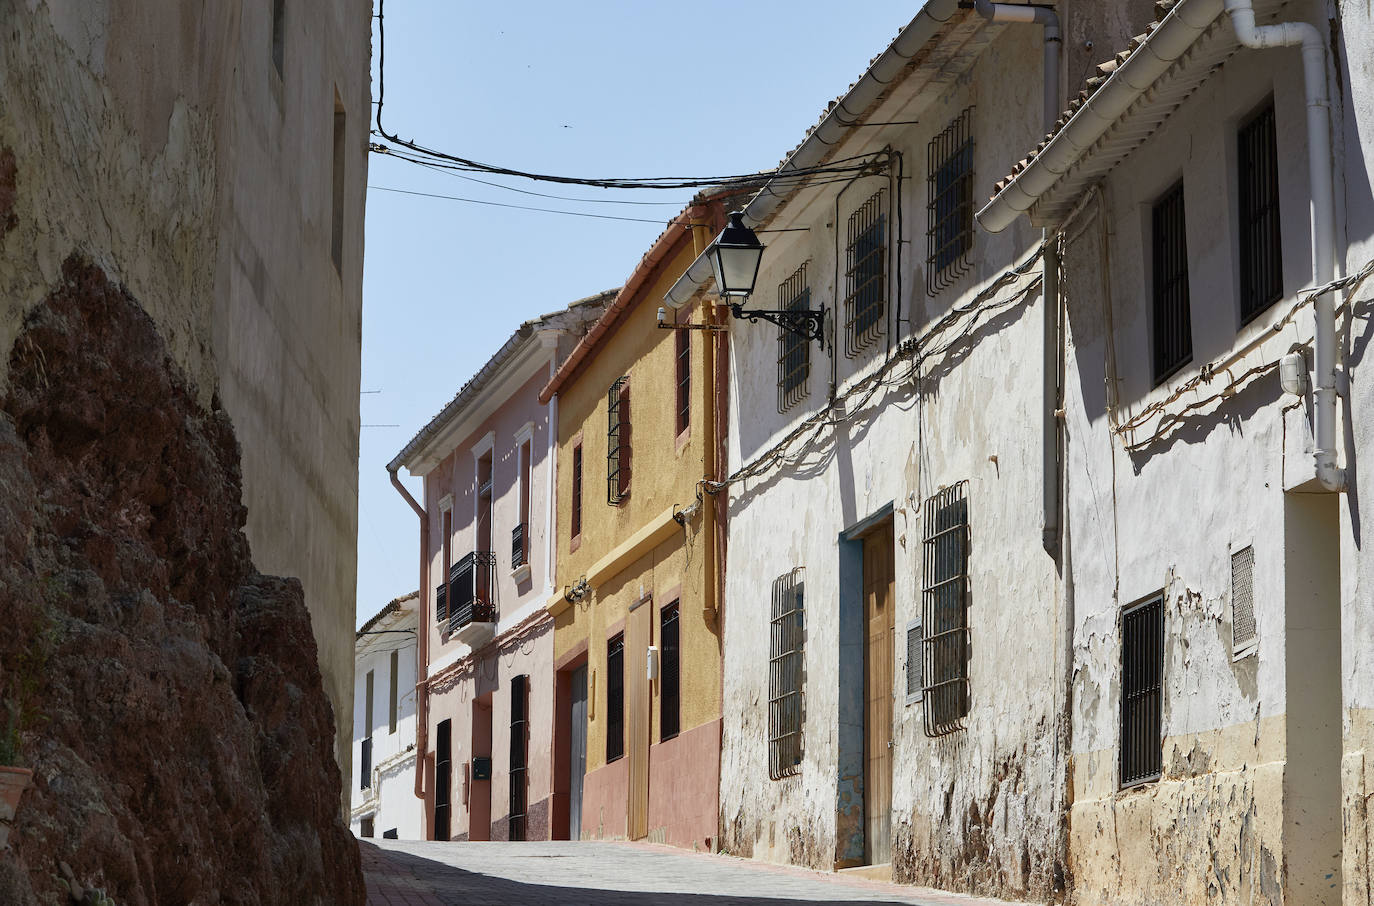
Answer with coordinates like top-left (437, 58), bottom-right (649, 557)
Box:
top-left (0, 257), bottom-right (364, 905)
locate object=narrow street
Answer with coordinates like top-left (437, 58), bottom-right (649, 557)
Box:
top-left (361, 839), bottom-right (1035, 906)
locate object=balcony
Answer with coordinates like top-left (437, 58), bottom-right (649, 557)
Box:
top-left (511, 523), bottom-right (530, 582)
top-left (449, 551), bottom-right (497, 648)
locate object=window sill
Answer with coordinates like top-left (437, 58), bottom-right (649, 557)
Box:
top-left (675, 425), bottom-right (691, 455)
top-left (512, 563), bottom-right (532, 585)
top-left (606, 753), bottom-right (624, 765)
top-left (570, 534), bottom-right (582, 555)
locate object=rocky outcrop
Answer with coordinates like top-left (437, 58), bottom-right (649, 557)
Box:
top-left (0, 257), bottom-right (364, 905)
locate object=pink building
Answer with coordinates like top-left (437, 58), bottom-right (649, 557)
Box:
top-left (388, 292), bottom-right (612, 841)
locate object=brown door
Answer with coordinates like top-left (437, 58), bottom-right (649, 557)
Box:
top-left (627, 598), bottom-right (652, 839)
top-left (863, 524), bottom-right (895, 863)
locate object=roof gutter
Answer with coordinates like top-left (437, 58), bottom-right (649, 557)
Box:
top-left (664, 0), bottom-right (964, 309)
top-left (976, 0), bottom-right (1224, 233)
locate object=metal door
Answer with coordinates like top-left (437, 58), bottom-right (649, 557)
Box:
top-left (569, 665), bottom-right (587, 840)
top-left (435, 719), bottom-right (452, 841)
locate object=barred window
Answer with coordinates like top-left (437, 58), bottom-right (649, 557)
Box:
top-left (1152, 183), bottom-right (1193, 382)
top-left (843, 191), bottom-right (886, 357)
top-left (509, 674), bottom-right (529, 841)
top-left (606, 633), bottom-right (625, 762)
top-left (675, 326), bottom-right (690, 435)
top-left (607, 377), bottom-right (631, 505)
top-left (1238, 102), bottom-right (1282, 323)
top-left (660, 602), bottom-right (680, 740)
top-left (571, 442), bottom-right (583, 540)
top-left (1121, 594), bottom-right (1164, 786)
top-left (1231, 545), bottom-right (1257, 657)
top-left (927, 107), bottom-right (974, 295)
top-left (768, 569), bottom-right (805, 779)
top-left (921, 482), bottom-right (969, 736)
top-left (777, 263), bottom-right (811, 412)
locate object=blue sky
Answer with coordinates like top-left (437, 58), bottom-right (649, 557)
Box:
top-left (358, 1), bottom-right (922, 624)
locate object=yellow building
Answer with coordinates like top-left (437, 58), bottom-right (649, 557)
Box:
top-left (539, 191), bottom-right (737, 847)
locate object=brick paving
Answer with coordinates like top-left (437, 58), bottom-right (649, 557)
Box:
top-left (361, 839), bottom-right (1040, 906)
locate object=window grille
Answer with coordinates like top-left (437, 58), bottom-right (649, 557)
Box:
top-left (1231, 546), bottom-right (1257, 656)
top-left (660, 602), bottom-right (680, 740)
top-left (1239, 103), bottom-right (1282, 323)
top-left (927, 107), bottom-right (975, 295)
top-left (844, 191), bottom-right (887, 357)
top-left (434, 582), bottom-right (448, 624)
top-left (777, 263), bottom-right (811, 412)
top-left (1152, 183), bottom-right (1193, 381)
top-left (905, 620), bottom-right (923, 705)
top-left (768, 568), bottom-right (805, 779)
top-left (1121, 594), bottom-right (1164, 786)
top-left (571, 444), bottom-right (583, 539)
top-left (675, 326), bottom-right (690, 435)
top-left (606, 634), bottom-right (625, 761)
top-left (607, 377), bottom-right (631, 505)
top-left (511, 522), bottom-right (528, 570)
top-left (434, 719), bottom-right (452, 840)
top-left (509, 675), bottom-right (529, 841)
top-left (921, 482), bottom-right (969, 736)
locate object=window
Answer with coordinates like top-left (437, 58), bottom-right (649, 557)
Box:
top-left (388, 649), bottom-right (398, 734)
top-left (844, 190), bottom-right (886, 356)
top-left (1152, 183), bottom-right (1193, 382)
top-left (675, 325), bottom-right (690, 435)
top-left (361, 668), bottom-right (374, 789)
top-left (921, 482), bottom-right (969, 736)
top-left (1231, 546), bottom-right (1257, 658)
top-left (1239, 102), bottom-right (1282, 323)
top-left (660, 603), bottom-right (680, 740)
top-left (606, 634), bottom-right (625, 762)
top-left (360, 816), bottom-right (374, 838)
top-left (1121, 594), bottom-right (1164, 786)
top-left (607, 377), bottom-right (631, 504)
top-left (434, 719), bottom-right (452, 840)
top-left (331, 92), bottom-right (346, 274)
top-left (271, 0), bottom-right (285, 76)
top-left (768, 569), bottom-right (805, 779)
top-left (777, 263), bottom-right (811, 412)
top-left (571, 443), bottom-right (583, 540)
top-left (509, 675), bottom-right (529, 841)
top-left (513, 440), bottom-right (531, 569)
top-left (382, 828), bottom-right (398, 840)
top-left (927, 107), bottom-right (975, 295)
top-left (905, 620), bottom-right (923, 705)
top-left (437, 508), bottom-right (452, 624)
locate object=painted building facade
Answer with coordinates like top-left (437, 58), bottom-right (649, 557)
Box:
top-left (352, 592), bottom-right (422, 841)
top-left (979, 0), bottom-right (1374, 902)
top-left (542, 193), bottom-right (736, 848)
top-left (390, 294), bottom-right (610, 842)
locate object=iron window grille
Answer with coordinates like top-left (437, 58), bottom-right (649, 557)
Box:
top-left (777, 263), bottom-right (812, 412)
top-left (905, 619), bottom-right (923, 705)
top-left (1121, 594), bottom-right (1164, 786)
top-left (676, 326), bottom-right (691, 435)
top-left (844, 191), bottom-right (887, 357)
top-left (768, 568), bottom-right (805, 779)
top-left (1231, 546), bottom-right (1257, 658)
top-left (434, 582), bottom-right (448, 624)
top-left (606, 634), bottom-right (625, 762)
top-left (607, 377), bottom-right (631, 505)
top-left (660, 602), bottom-right (680, 741)
top-left (511, 522), bottom-right (528, 570)
top-left (448, 551), bottom-right (497, 630)
top-left (509, 674), bottom-right (529, 841)
top-left (927, 107), bottom-right (975, 295)
top-left (434, 718), bottom-right (452, 841)
top-left (571, 444), bottom-right (583, 539)
top-left (1152, 183), bottom-right (1193, 382)
top-left (921, 482), bottom-right (970, 737)
top-left (1239, 102), bottom-right (1282, 323)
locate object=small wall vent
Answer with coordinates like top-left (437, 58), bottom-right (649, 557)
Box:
top-left (1231, 545), bottom-right (1257, 658)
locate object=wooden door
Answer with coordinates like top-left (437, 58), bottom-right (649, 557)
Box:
top-left (863, 525), bottom-right (895, 863)
top-left (627, 600), bottom-right (652, 839)
top-left (569, 666), bottom-right (587, 840)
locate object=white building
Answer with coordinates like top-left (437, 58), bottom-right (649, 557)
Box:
top-left (979, 0), bottom-right (1374, 902)
top-left (351, 592), bottom-right (422, 840)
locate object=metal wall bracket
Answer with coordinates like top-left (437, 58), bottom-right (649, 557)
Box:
top-left (728, 302), bottom-right (826, 350)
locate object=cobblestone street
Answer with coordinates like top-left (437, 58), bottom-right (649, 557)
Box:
top-left (361, 840), bottom-right (1036, 906)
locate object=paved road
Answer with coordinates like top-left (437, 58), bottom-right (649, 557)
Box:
top-left (361, 839), bottom-right (1036, 906)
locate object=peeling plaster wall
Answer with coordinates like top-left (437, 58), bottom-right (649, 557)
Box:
top-left (720, 27), bottom-right (1066, 901)
top-left (1056, 3), bottom-right (1374, 899)
top-left (0, 0), bottom-right (371, 815)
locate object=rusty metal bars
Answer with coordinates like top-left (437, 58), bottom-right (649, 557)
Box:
top-left (843, 191), bottom-right (887, 357)
top-left (921, 482), bottom-right (969, 737)
top-left (926, 107), bottom-right (974, 296)
top-left (768, 568), bottom-right (805, 779)
top-left (1120, 594), bottom-right (1163, 786)
top-left (606, 377), bottom-right (630, 505)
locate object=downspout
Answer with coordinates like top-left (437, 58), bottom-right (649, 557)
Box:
top-left (1224, 0), bottom-right (1346, 492)
top-left (389, 465), bottom-right (431, 816)
top-left (544, 353), bottom-right (559, 601)
top-left (971, 0), bottom-right (1063, 550)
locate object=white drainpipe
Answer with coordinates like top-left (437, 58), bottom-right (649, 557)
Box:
top-left (1224, 0), bottom-right (1345, 492)
top-left (972, 0), bottom-right (1061, 135)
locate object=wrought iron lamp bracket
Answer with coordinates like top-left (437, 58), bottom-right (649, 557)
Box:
top-left (728, 301), bottom-right (826, 350)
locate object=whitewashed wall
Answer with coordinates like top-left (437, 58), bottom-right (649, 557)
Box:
top-left (351, 606), bottom-right (422, 840)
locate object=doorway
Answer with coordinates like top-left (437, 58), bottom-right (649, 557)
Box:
top-left (627, 597), bottom-right (652, 840)
top-left (434, 719), bottom-right (452, 841)
top-left (861, 521), bottom-right (896, 864)
top-left (569, 664), bottom-right (588, 840)
top-left (470, 696), bottom-right (492, 841)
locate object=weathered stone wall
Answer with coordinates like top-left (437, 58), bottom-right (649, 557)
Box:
top-left (0, 259), bottom-right (363, 904)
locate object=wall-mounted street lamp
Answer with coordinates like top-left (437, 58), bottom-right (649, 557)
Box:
top-left (711, 211), bottom-right (825, 350)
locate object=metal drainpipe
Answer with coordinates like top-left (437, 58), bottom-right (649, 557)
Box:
top-left (972, 0), bottom-right (1064, 550)
top-left (389, 465), bottom-right (431, 817)
top-left (1224, 0), bottom-right (1346, 492)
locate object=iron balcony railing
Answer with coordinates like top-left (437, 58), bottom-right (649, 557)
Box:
top-left (511, 523), bottom-right (528, 570)
top-left (449, 551), bottom-right (497, 630)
